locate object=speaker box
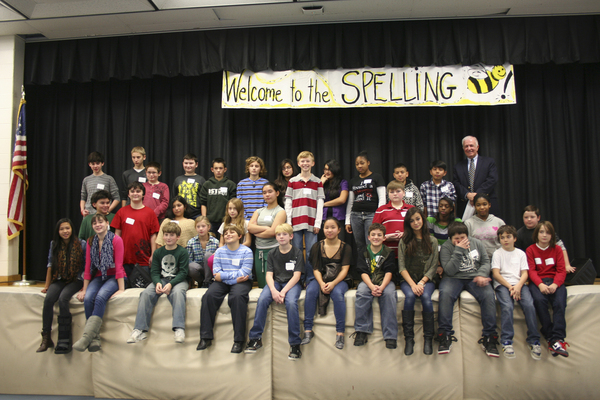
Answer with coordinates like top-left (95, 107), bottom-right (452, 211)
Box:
top-left (564, 258), bottom-right (597, 286)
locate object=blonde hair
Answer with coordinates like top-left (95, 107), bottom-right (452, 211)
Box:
top-left (194, 216), bottom-right (216, 238)
top-left (297, 151), bottom-right (315, 162)
top-left (245, 156), bottom-right (267, 177)
top-left (131, 146), bottom-right (146, 156)
top-left (223, 198), bottom-right (246, 233)
top-left (275, 223), bottom-right (293, 235)
top-left (162, 222), bottom-right (182, 236)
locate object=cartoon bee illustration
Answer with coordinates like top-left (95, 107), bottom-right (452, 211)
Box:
top-left (467, 65), bottom-right (507, 94)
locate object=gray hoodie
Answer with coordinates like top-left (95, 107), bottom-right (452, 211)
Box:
top-left (440, 236), bottom-right (490, 279)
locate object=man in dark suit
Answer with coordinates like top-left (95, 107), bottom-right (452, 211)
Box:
top-left (452, 136), bottom-right (499, 218)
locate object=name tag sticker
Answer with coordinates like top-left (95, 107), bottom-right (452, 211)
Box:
top-left (232, 259), bottom-right (240, 266)
top-left (302, 188), bottom-right (312, 195)
top-left (535, 258), bottom-right (542, 265)
top-left (219, 187), bottom-right (228, 195)
top-left (545, 258), bottom-right (555, 265)
top-left (264, 216), bottom-right (273, 222)
top-left (285, 262), bottom-right (295, 271)
top-left (152, 192), bottom-right (160, 199)
top-left (187, 178), bottom-right (195, 184)
top-left (96, 184), bottom-right (105, 190)
top-left (171, 220), bottom-right (179, 224)
top-left (126, 218), bottom-right (135, 225)
top-left (469, 249), bottom-right (479, 260)
top-left (405, 192), bottom-right (413, 198)
top-left (363, 179), bottom-right (372, 184)
top-left (441, 187), bottom-right (449, 193)
top-left (138, 177), bottom-right (146, 183)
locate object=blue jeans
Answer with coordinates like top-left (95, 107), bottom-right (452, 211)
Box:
top-left (400, 281), bottom-right (435, 313)
top-left (84, 275), bottom-right (119, 319)
top-left (292, 229), bottom-right (318, 281)
top-left (350, 211), bottom-right (375, 253)
top-left (134, 279), bottom-right (188, 331)
top-left (495, 284), bottom-right (540, 344)
top-left (354, 281), bottom-right (398, 340)
top-left (529, 277), bottom-right (567, 341)
top-left (249, 282), bottom-right (302, 345)
top-left (438, 277), bottom-right (497, 336)
top-left (304, 279), bottom-right (348, 333)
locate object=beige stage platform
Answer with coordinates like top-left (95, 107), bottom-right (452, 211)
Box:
top-left (0, 285), bottom-right (598, 400)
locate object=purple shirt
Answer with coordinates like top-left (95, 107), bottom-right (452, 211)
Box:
top-left (322, 179), bottom-right (348, 222)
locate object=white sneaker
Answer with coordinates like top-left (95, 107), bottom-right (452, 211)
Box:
top-left (529, 342), bottom-right (542, 361)
top-left (174, 328), bottom-right (185, 343)
top-left (502, 341), bottom-right (516, 359)
top-left (127, 329), bottom-right (147, 344)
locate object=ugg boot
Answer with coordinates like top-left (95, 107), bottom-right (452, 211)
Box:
top-left (73, 316), bottom-right (102, 352)
top-left (402, 310), bottom-right (415, 356)
top-left (88, 333), bottom-right (102, 352)
top-left (36, 330), bottom-right (54, 353)
top-left (54, 315), bottom-right (73, 354)
top-left (422, 311), bottom-right (435, 355)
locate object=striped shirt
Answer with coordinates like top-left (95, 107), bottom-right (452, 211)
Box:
top-left (212, 244), bottom-right (253, 285)
top-left (284, 174), bottom-right (325, 231)
top-left (372, 201), bottom-right (414, 255)
top-left (237, 177), bottom-right (269, 220)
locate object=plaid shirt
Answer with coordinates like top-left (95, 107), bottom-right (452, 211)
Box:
top-left (420, 179), bottom-right (456, 218)
top-left (186, 235), bottom-right (219, 265)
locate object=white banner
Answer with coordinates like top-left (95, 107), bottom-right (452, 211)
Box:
top-left (222, 64), bottom-right (516, 109)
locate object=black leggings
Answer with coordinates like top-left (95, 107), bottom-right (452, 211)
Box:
top-left (42, 279), bottom-right (83, 331)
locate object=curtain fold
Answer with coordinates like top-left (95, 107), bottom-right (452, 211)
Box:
top-left (25, 16), bottom-right (600, 85)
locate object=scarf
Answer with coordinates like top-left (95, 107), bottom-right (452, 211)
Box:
top-left (52, 240), bottom-right (84, 283)
top-left (89, 231), bottom-right (115, 281)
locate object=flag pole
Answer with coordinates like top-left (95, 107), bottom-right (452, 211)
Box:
top-left (11, 86), bottom-right (36, 286)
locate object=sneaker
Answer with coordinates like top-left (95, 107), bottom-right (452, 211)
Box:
top-left (350, 331), bottom-right (368, 346)
top-left (529, 341), bottom-right (542, 361)
top-left (245, 338), bottom-right (263, 354)
top-left (478, 335), bottom-right (500, 358)
top-left (127, 329), bottom-right (147, 344)
top-left (549, 339), bottom-right (570, 357)
top-left (174, 328), bottom-right (185, 343)
top-left (437, 333), bottom-right (456, 355)
top-left (385, 339), bottom-right (397, 349)
top-left (288, 345), bottom-right (302, 360)
top-left (501, 341), bottom-right (515, 359)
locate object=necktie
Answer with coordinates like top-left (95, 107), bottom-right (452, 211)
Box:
top-left (468, 158), bottom-right (475, 189)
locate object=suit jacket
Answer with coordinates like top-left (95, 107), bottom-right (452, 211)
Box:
top-left (452, 155), bottom-right (499, 216)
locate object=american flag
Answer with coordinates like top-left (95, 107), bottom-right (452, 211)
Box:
top-left (7, 99), bottom-right (28, 240)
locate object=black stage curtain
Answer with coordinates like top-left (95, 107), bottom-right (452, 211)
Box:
top-left (25, 15), bottom-right (600, 85)
top-left (24, 63), bottom-right (599, 280)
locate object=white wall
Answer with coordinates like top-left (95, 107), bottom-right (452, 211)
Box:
top-left (0, 35), bottom-right (25, 280)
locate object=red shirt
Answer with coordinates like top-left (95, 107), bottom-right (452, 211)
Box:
top-left (526, 244), bottom-right (566, 287)
top-left (372, 201), bottom-right (414, 256)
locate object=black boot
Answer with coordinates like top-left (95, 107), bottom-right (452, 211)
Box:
top-left (55, 315), bottom-right (73, 354)
top-left (422, 311), bottom-right (435, 355)
top-left (402, 310), bottom-right (415, 356)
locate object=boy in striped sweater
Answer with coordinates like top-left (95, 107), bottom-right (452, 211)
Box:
top-left (197, 225), bottom-right (253, 354)
top-left (284, 151), bottom-right (325, 281)
top-left (237, 156), bottom-right (269, 220)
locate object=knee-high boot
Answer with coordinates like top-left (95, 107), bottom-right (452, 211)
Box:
top-left (402, 310), bottom-right (415, 356)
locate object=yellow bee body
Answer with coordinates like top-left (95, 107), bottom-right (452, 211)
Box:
top-left (467, 65), bottom-right (507, 94)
